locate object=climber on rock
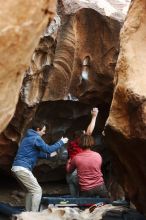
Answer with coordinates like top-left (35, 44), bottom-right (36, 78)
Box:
top-left (11, 121), bottom-right (68, 212)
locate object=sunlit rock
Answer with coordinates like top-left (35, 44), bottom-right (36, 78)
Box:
top-left (106, 0), bottom-right (146, 214)
top-left (14, 205), bottom-right (128, 220)
top-left (0, 0), bottom-right (130, 188)
top-left (62, 0), bottom-right (131, 21)
top-left (0, 0), bottom-right (121, 182)
top-left (69, 8), bottom-right (120, 105)
top-left (0, 0), bottom-right (57, 133)
top-left (20, 1), bottom-right (122, 106)
top-left (40, 8), bottom-right (121, 105)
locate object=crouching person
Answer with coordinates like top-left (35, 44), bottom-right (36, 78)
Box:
top-left (66, 134), bottom-right (108, 198)
top-left (11, 121), bottom-right (68, 212)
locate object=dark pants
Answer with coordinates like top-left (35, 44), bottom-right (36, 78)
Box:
top-left (66, 170), bottom-right (79, 197)
top-left (80, 184), bottom-right (109, 198)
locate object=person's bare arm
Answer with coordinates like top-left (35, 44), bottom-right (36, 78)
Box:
top-left (85, 108), bottom-right (98, 135)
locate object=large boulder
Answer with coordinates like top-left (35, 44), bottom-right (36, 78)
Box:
top-left (0, 0), bottom-right (131, 185)
top-left (0, 0), bottom-right (57, 133)
top-left (14, 205), bottom-right (146, 220)
top-left (106, 0), bottom-right (146, 214)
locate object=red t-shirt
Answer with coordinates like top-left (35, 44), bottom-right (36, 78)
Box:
top-left (66, 149), bottom-right (104, 191)
top-left (67, 139), bottom-right (83, 159)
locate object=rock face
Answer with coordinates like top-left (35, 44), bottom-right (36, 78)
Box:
top-left (63, 0), bottom-right (131, 21)
top-left (0, 0), bottom-right (138, 207)
top-left (0, 0), bottom-right (57, 133)
top-left (15, 1), bottom-right (122, 108)
top-left (69, 8), bottom-right (120, 105)
top-left (14, 204), bottom-right (146, 220)
top-left (40, 2), bottom-right (121, 105)
top-left (106, 0), bottom-right (146, 214)
top-left (1, 0), bottom-right (146, 215)
top-left (0, 1), bottom-right (122, 183)
top-left (1, 100), bottom-right (110, 182)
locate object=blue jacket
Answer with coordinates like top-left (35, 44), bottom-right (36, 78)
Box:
top-left (12, 129), bottom-right (64, 171)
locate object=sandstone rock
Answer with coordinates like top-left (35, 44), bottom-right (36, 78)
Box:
top-left (18, 2), bottom-right (121, 106)
top-left (62, 0), bottom-right (131, 21)
top-left (41, 8), bottom-right (121, 105)
top-left (0, 0), bottom-right (146, 216)
top-left (15, 205), bottom-right (144, 220)
top-left (105, 0), bottom-right (146, 214)
top-left (21, 15), bottom-right (60, 107)
top-left (0, 133), bottom-right (18, 171)
top-left (70, 8), bottom-right (120, 105)
top-left (0, 1), bottom-right (121, 182)
top-left (0, 0), bottom-right (57, 133)
top-left (14, 205), bottom-right (127, 220)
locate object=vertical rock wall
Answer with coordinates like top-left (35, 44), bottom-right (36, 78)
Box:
top-left (70, 8), bottom-right (120, 105)
top-left (106, 0), bottom-right (146, 214)
top-left (0, 3), bottom-right (121, 182)
top-left (0, 0), bottom-right (57, 133)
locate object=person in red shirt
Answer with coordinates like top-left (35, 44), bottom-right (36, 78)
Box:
top-left (67, 131), bottom-right (83, 160)
top-left (66, 131), bottom-right (83, 196)
top-left (66, 134), bottom-right (109, 198)
top-left (66, 108), bottom-right (98, 196)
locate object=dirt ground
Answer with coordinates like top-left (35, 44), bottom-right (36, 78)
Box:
top-left (0, 176), bottom-right (69, 206)
top-left (0, 176), bottom-right (69, 219)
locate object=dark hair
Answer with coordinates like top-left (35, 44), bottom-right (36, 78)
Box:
top-left (78, 134), bottom-right (95, 149)
top-left (31, 121), bottom-right (46, 131)
top-left (74, 130), bottom-right (83, 139)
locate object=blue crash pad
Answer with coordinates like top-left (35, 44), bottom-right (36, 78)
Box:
top-left (41, 196), bottom-right (110, 206)
top-left (0, 202), bottom-right (25, 216)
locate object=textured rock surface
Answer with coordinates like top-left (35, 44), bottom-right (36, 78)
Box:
top-left (0, 0), bottom-right (137, 207)
top-left (69, 8), bottom-right (120, 105)
top-left (1, 100), bottom-right (110, 182)
top-left (1, 0), bottom-right (146, 215)
top-left (21, 15), bottom-right (61, 107)
top-left (63, 0), bottom-right (131, 21)
top-left (106, 0), bottom-right (146, 214)
top-left (17, 7), bottom-right (120, 184)
top-left (15, 205), bottom-right (145, 220)
top-left (15, 205), bottom-right (129, 220)
top-left (0, 0), bottom-right (57, 133)
top-left (42, 8), bottom-right (121, 105)
top-left (0, 0), bottom-right (121, 182)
